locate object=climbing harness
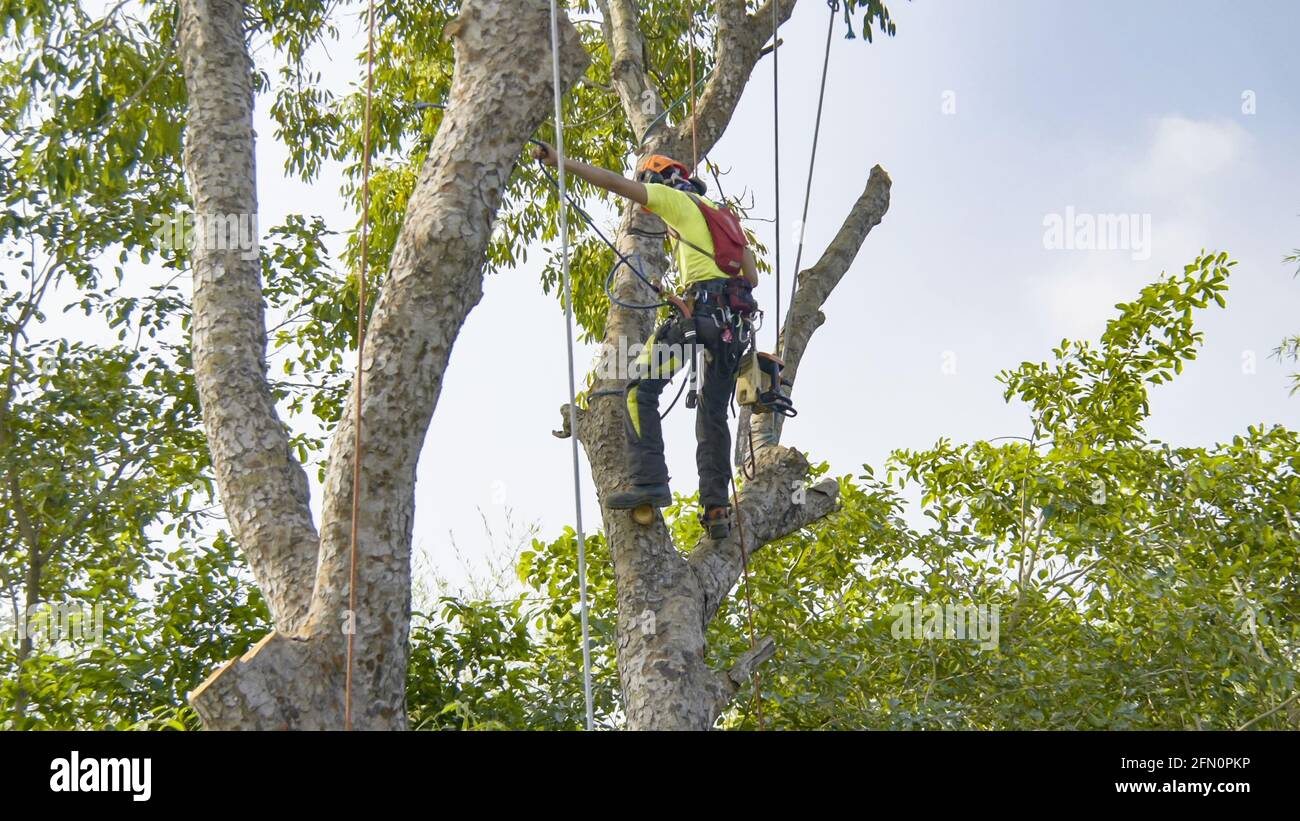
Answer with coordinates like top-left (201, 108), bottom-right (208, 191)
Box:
top-left (547, 0), bottom-right (596, 732)
top-left (344, 0), bottom-right (378, 733)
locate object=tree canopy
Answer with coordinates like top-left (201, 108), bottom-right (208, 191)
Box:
top-left (1, 1), bottom-right (1295, 730)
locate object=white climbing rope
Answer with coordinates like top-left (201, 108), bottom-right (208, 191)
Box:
top-left (549, 0), bottom-right (595, 732)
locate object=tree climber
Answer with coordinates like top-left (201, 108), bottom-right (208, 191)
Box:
top-left (532, 143), bottom-right (760, 539)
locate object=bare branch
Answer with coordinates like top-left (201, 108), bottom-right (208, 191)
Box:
top-left (726, 635), bottom-right (776, 688)
top-left (554, 402), bottom-right (589, 439)
top-left (712, 634), bottom-right (776, 717)
top-left (780, 165), bottom-right (893, 380)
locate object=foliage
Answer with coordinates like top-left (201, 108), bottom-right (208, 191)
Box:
top-left (1274, 245), bottom-right (1299, 395)
top-left (716, 254), bottom-right (1299, 730)
top-left (1, 533), bottom-right (271, 730)
top-left (410, 254), bottom-right (1300, 730)
top-left (405, 528), bottom-right (621, 730)
top-left (0, 0), bottom-right (269, 729)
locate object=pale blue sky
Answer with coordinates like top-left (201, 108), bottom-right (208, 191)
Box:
top-left (41, 1), bottom-right (1300, 592)
top-left (328, 0), bottom-right (1300, 589)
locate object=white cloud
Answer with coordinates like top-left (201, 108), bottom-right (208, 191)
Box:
top-left (1033, 116), bottom-right (1251, 340)
top-left (1134, 116), bottom-right (1251, 196)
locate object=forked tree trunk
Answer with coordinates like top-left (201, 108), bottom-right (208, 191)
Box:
top-left (563, 0), bottom-right (892, 729)
top-left (180, 0), bottom-right (587, 729)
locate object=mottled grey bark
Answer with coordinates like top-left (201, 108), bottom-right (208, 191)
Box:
top-left (691, 0), bottom-right (797, 153)
top-left (563, 0), bottom-right (891, 730)
top-left (178, 0), bottom-right (319, 635)
top-left (182, 0), bottom-right (588, 729)
top-left (597, 0), bottom-right (661, 142)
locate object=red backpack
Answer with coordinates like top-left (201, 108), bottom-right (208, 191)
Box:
top-left (673, 194), bottom-right (749, 277)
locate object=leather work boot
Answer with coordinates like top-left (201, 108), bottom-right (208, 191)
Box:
top-left (606, 483), bottom-right (672, 510)
top-left (700, 505), bottom-right (731, 540)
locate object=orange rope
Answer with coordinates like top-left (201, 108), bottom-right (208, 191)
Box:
top-left (345, 0), bottom-right (378, 732)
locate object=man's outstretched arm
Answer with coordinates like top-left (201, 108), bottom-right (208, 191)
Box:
top-left (532, 141), bottom-right (647, 205)
top-left (533, 141), bottom-right (758, 287)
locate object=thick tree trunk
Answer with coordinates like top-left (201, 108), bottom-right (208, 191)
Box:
top-left (182, 0), bottom-right (588, 729)
top-left (178, 0), bottom-right (319, 636)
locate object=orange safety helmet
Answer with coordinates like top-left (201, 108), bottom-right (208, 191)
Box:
top-left (636, 154), bottom-right (707, 195)
top-left (636, 154), bottom-right (691, 182)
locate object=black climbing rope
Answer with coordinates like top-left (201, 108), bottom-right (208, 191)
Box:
top-left (783, 0), bottom-right (839, 360)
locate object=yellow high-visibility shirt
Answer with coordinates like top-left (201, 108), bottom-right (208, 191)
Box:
top-left (643, 183), bottom-right (729, 286)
